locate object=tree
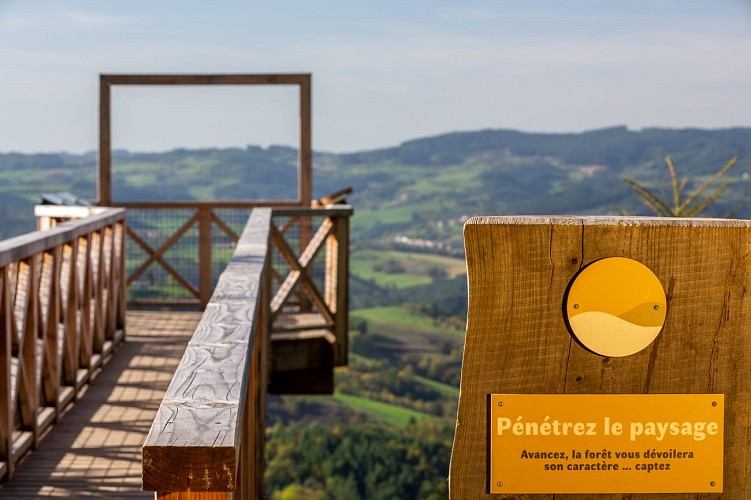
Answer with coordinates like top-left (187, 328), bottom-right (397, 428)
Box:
top-left (622, 156), bottom-right (738, 217)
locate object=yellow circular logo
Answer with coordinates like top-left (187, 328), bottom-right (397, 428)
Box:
top-left (564, 257), bottom-right (667, 357)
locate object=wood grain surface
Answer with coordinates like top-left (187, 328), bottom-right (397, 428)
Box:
top-left (450, 216), bottom-right (751, 500)
top-left (142, 209), bottom-right (271, 495)
top-left (0, 310), bottom-right (200, 498)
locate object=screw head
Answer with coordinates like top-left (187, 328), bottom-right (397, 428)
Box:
top-left (710, 481), bottom-right (716, 487)
top-left (573, 304), bottom-right (580, 310)
top-left (496, 482), bottom-right (503, 487)
top-left (497, 402), bottom-right (504, 407)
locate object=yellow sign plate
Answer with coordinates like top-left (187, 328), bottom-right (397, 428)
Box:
top-left (490, 394), bottom-right (723, 494)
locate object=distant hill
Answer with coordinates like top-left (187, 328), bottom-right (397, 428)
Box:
top-left (340, 126), bottom-right (751, 169)
top-left (1, 126), bottom-right (750, 243)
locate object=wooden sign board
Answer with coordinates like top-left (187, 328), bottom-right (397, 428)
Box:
top-left (490, 394), bottom-right (723, 494)
top-left (449, 216), bottom-right (751, 499)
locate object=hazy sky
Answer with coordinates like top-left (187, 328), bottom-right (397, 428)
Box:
top-left (1, 1), bottom-right (750, 154)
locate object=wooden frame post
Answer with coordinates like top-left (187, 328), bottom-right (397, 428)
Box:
top-left (198, 207), bottom-right (212, 309)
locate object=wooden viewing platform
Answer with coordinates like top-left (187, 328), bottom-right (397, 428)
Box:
top-left (0, 73), bottom-right (352, 497)
top-left (1, 203), bottom-right (351, 498)
top-left (0, 310), bottom-right (201, 497)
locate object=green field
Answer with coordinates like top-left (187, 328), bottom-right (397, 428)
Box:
top-left (352, 306), bottom-right (463, 335)
top-left (406, 163), bottom-right (484, 197)
top-left (415, 375), bottom-right (460, 397)
top-left (353, 201), bottom-right (436, 232)
top-left (333, 393), bottom-right (431, 428)
top-left (351, 248), bottom-right (466, 289)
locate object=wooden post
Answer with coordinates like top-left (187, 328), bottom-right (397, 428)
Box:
top-left (297, 76), bottom-right (313, 312)
top-left (299, 75), bottom-right (312, 207)
top-left (198, 208), bottom-right (212, 309)
top-left (18, 258), bottom-right (39, 447)
top-left (98, 76), bottom-right (111, 206)
top-left (116, 220), bottom-right (126, 333)
top-left (0, 268), bottom-right (13, 479)
top-left (449, 216), bottom-right (751, 499)
top-left (40, 249), bottom-right (61, 408)
top-left (78, 235), bottom-right (92, 372)
top-left (325, 214), bottom-right (349, 366)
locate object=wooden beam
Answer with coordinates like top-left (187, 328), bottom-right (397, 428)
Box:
top-left (299, 75), bottom-right (312, 206)
top-left (198, 208), bottom-right (213, 309)
top-left (98, 77), bottom-right (111, 206)
top-left (113, 200), bottom-right (301, 209)
top-left (269, 331), bottom-right (334, 395)
top-left (143, 208), bottom-right (272, 494)
top-left (101, 74), bottom-right (311, 86)
top-left (77, 235), bottom-right (92, 372)
top-left (61, 242), bottom-right (78, 386)
top-left (115, 221), bottom-right (126, 332)
top-left (40, 249), bottom-right (60, 407)
top-left (326, 214), bottom-right (350, 366)
top-left (272, 205), bottom-right (353, 218)
top-left (16, 259), bottom-right (39, 440)
top-left (0, 268), bottom-right (13, 478)
top-left (0, 209), bottom-right (125, 268)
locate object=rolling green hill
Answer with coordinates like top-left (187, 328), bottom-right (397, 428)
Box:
top-left (4, 126), bottom-right (750, 498)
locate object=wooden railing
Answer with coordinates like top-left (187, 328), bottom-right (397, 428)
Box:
top-left (0, 208), bottom-right (126, 480)
top-left (118, 203), bottom-right (351, 319)
top-left (35, 203), bottom-right (352, 493)
top-left (270, 206), bottom-right (351, 367)
top-left (119, 203), bottom-right (291, 309)
top-left (38, 203), bottom-right (352, 390)
top-left (142, 208), bottom-right (271, 499)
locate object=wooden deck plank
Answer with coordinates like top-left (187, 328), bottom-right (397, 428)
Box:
top-left (0, 310), bottom-right (201, 498)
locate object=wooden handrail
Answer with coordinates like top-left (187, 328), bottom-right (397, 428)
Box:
top-left (271, 205), bottom-right (353, 218)
top-left (1, 209), bottom-right (126, 267)
top-left (142, 208), bottom-right (272, 498)
top-left (0, 207), bottom-right (126, 481)
top-left (112, 200), bottom-right (304, 209)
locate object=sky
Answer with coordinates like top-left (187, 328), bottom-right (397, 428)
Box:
top-left (1, 0), bottom-right (751, 154)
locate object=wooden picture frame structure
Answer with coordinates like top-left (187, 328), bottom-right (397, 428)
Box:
top-left (97, 73), bottom-right (312, 207)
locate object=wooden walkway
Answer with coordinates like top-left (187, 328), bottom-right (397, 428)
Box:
top-left (0, 310), bottom-right (201, 498)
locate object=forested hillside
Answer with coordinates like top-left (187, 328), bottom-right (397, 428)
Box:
top-left (1, 126), bottom-right (749, 498)
top-left (2, 126), bottom-right (750, 245)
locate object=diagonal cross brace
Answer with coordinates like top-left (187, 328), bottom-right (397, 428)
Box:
top-left (270, 218), bottom-right (334, 323)
top-left (126, 219), bottom-right (200, 299)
